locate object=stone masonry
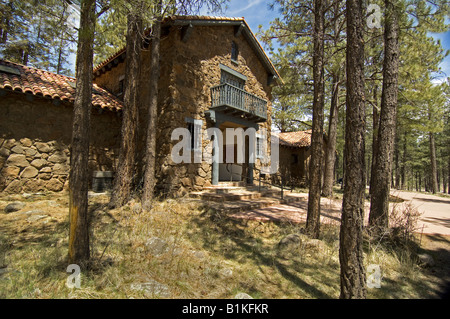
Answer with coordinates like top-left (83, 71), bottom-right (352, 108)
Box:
top-left (0, 94), bottom-right (121, 193)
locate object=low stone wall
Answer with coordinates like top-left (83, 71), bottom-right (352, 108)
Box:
top-left (0, 138), bottom-right (69, 193)
top-left (0, 93), bottom-right (121, 194)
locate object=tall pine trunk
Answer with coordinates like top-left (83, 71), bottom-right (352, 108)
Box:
top-left (68, 0), bottom-right (96, 265)
top-left (109, 9), bottom-right (143, 208)
top-left (370, 84), bottom-right (379, 194)
top-left (429, 132), bottom-right (438, 194)
top-left (142, 6), bottom-right (162, 209)
top-left (339, 0), bottom-right (367, 299)
top-left (369, 0), bottom-right (400, 233)
top-left (322, 73), bottom-right (340, 197)
top-left (306, 0), bottom-right (325, 238)
top-left (448, 151), bottom-right (450, 194)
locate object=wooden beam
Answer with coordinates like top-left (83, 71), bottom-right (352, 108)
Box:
top-left (234, 23), bottom-right (244, 37)
top-left (181, 23), bottom-right (193, 43)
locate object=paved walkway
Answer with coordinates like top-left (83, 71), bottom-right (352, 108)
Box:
top-left (390, 190), bottom-right (450, 235)
top-left (230, 190), bottom-right (450, 236)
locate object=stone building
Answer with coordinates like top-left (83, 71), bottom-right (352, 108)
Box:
top-left (277, 130), bottom-right (329, 188)
top-left (0, 16), bottom-right (280, 196)
top-left (0, 59), bottom-right (122, 194)
top-left (278, 130), bottom-right (312, 187)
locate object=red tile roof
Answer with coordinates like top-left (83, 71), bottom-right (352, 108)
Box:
top-left (279, 130), bottom-right (312, 148)
top-left (0, 59), bottom-right (123, 111)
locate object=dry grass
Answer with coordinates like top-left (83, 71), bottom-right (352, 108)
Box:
top-left (0, 190), bottom-right (443, 299)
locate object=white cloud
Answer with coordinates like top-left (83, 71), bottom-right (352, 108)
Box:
top-left (227, 0), bottom-right (264, 16)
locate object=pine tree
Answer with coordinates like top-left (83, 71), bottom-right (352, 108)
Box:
top-left (68, 0), bottom-right (97, 266)
top-left (340, 0), bottom-right (367, 299)
top-left (109, 0), bottom-right (146, 208)
top-left (369, 0), bottom-right (401, 233)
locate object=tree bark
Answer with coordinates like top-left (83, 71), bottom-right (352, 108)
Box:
top-left (369, 0), bottom-right (400, 233)
top-left (429, 132), bottom-right (438, 194)
top-left (142, 4), bottom-right (162, 209)
top-left (369, 84), bottom-right (379, 194)
top-left (306, 0), bottom-right (325, 238)
top-left (109, 8), bottom-right (143, 208)
top-left (448, 151), bottom-right (450, 194)
top-left (394, 129), bottom-right (400, 189)
top-left (401, 132), bottom-right (406, 189)
top-left (322, 73), bottom-right (340, 197)
top-left (68, 0), bottom-right (96, 266)
top-left (339, 0), bottom-right (367, 299)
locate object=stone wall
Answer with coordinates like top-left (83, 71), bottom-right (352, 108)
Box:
top-left (92, 23), bottom-right (275, 196)
top-left (154, 25), bottom-right (274, 196)
top-left (278, 146), bottom-right (310, 187)
top-left (0, 93), bottom-right (121, 194)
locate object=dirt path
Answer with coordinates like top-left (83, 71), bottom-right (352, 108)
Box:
top-left (391, 191), bottom-right (450, 298)
top-left (391, 190), bottom-right (450, 235)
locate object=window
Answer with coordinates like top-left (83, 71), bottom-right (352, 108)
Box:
top-left (231, 41), bottom-right (239, 62)
top-left (186, 118), bottom-right (202, 151)
top-left (291, 154), bottom-right (298, 164)
top-left (256, 136), bottom-right (264, 159)
top-left (221, 70), bottom-right (245, 89)
top-left (118, 79), bottom-right (124, 95)
top-left (219, 64), bottom-right (246, 89)
top-left (117, 75), bottom-right (125, 97)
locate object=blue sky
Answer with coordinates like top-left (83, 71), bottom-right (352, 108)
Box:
top-left (217, 0), bottom-right (450, 81)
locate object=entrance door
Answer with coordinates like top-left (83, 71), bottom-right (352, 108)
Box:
top-left (219, 133), bottom-right (243, 182)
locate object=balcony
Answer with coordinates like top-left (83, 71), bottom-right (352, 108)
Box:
top-left (210, 83), bottom-right (268, 122)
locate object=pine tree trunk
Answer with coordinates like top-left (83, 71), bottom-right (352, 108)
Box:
top-left (109, 10), bottom-right (143, 208)
top-left (339, 0), bottom-right (367, 299)
top-left (401, 132), bottom-right (406, 189)
top-left (429, 132), bottom-right (438, 194)
top-left (142, 6), bottom-right (162, 209)
top-left (448, 147), bottom-right (450, 194)
top-left (306, 0), bottom-right (325, 238)
top-left (394, 130), bottom-right (400, 189)
top-left (369, 0), bottom-right (399, 233)
top-left (68, 0), bottom-right (96, 266)
top-left (369, 85), bottom-right (379, 194)
top-left (322, 73), bottom-right (339, 197)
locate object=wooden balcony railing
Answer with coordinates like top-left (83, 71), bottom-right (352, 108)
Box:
top-left (210, 83), bottom-right (267, 122)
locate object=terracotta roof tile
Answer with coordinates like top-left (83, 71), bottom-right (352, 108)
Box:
top-left (279, 130), bottom-right (312, 148)
top-left (0, 59), bottom-right (123, 112)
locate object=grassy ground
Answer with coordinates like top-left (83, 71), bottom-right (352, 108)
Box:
top-left (0, 190), bottom-right (447, 299)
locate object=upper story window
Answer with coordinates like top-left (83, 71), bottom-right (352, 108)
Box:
top-left (221, 70), bottom-right (244, 89)
top-left (117, 75), bottom-right (125, 98)
top-left (219, 64), bottom-right (246, 90)
top-left (231, 41), bottom-right (239, 63)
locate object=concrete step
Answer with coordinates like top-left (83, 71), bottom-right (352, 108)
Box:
top-left (216, 181), bottom-right (246, 187)
top-left (189, 190), bottom-right (262, 201)
top-left (202, 186), bottom-right (248, 194)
